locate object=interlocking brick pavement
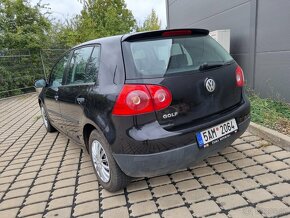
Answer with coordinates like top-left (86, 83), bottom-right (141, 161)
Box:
top-left (0, 93), bottom-right (290, 217)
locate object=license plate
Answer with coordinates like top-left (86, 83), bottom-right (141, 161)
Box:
top-left (196, 119), bottom-right (238, 148)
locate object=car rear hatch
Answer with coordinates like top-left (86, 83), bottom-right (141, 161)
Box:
top-left (121, 29), bottom-right (243, 129)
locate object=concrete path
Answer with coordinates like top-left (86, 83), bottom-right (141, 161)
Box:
top-left (0, 93), bottom-right (290, 217)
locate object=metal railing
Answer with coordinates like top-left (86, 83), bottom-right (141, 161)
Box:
top-left (0, 49), bottom-right (67, 98)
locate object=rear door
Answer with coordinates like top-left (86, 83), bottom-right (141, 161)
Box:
top-left (45, 52), bottom-right (70, 131)
top-left (122, 31), bottom-right (242, 128)
top-left (59, 45), bottom-right (101, 143)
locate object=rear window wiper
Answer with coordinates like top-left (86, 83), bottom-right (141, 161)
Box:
top-left (199, 62), bottom-right (229, 71)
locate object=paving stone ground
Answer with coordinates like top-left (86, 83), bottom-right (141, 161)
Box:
top-left (0, 93), bottom-right (290, 218)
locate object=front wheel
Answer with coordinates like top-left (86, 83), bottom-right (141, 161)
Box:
top-left (40, 104), bottom-right (56, 133)
top-left (89, 129), bottom-right (130, 192)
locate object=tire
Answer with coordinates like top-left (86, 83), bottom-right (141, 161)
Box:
top-left (40, 104), bottom-right (56, 133)
top-left (89, 129), bottom-right (130, 192)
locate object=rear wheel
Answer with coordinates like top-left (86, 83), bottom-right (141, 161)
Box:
top-left (89, 129), bottom-right (130, 192)
top-left (40, 104), bottom-right (56, 133)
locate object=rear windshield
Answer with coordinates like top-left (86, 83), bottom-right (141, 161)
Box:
top-left (123, 35), bottom-right (234, 79)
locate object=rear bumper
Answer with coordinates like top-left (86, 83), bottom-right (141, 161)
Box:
top-left (113, 116), bottom-right (250, 177)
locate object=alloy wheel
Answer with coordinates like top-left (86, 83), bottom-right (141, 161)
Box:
top-left (91, 140), bottom-right (110, 183)
top-left (41, 106), bottom-right (49, 128)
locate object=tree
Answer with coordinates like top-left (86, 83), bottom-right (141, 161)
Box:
top-left (0, 0), bottom-right (52, 50)
top-left (49, 19), bottom-right (79, 48)
top-left (0, 0), bottom-right (54, 97)
top-left (137, 9), bottom-right (161, 32)
top-left (57, 0), bottom-right (136, 46)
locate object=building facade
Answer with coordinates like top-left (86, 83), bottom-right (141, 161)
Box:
top-left (166, 0), bottom-right (290, 102)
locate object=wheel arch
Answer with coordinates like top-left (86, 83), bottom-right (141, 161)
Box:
top-left (83, 123), bottom-right (98, 153)
top-left (38, 98), bottom-right (42, 107)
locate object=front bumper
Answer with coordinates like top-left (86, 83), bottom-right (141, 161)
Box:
top-left (113, 116), bottom-right (250, 177)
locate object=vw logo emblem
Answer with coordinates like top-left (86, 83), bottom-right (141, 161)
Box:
top-left (205, 78), bottom-right (216, 92)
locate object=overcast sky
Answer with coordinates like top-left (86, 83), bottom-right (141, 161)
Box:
top-left (31, 0), bottom-right (167, 28)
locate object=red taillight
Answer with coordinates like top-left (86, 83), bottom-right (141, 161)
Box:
top-left (162, 30), bottom-right (192, 37)
top-left (112, 84), bottom-right (172, 116)
top-left (236, 65), bottom-right (245, 87)
top-left (146, 85), bottom-right (172, 111)
top-left (126, 90), bottom-right (151, 112)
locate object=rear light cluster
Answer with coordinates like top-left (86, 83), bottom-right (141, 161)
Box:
top-left (113, 85), bottom-right (172, 116)
top-left (235, 65), bottom-right (245, 87)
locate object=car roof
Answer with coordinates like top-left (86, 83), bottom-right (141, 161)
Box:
top-left (73, 35), bottom-right (123, 48)
top-left (74, 28), bottom-right (209, 48)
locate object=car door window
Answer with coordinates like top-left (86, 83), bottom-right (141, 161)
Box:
top-left (50, 53), bottom-right (70, 88)
top-left (66, 47), bottom-right (93, 85)
top-left (85, 45), bottom-right (101, 84)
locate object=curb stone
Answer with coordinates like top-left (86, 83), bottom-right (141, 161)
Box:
top-left (248, 122), bottom-right (290, 151)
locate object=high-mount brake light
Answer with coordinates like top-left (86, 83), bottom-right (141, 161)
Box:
top-left (235, 65), bottom-right (245, 87)
top-left (112, 84), bottom-right (172, 116)
top-left (162, 30), bottom-right (192, 37)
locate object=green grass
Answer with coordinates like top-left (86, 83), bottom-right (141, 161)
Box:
top-left (248, 94), bottom-right (290, 135)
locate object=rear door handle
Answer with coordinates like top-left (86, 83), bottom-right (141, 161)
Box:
top-left (54, 95), bottom-right (59, 101)
top-left (76, 97), bottom-right (85, 104)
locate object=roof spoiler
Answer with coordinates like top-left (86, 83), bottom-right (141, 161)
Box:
top-left (122, 29), bottom-right (209, 42)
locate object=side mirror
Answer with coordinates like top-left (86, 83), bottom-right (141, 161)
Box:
top-left (34, 79), bottom-right (47, 88)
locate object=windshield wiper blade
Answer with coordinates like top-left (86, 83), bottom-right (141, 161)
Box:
top-left (199, 62), bottom-right (225, 71)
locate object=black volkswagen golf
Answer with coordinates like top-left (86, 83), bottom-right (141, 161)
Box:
top-left (35, 29), bottom-right (250, 191)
